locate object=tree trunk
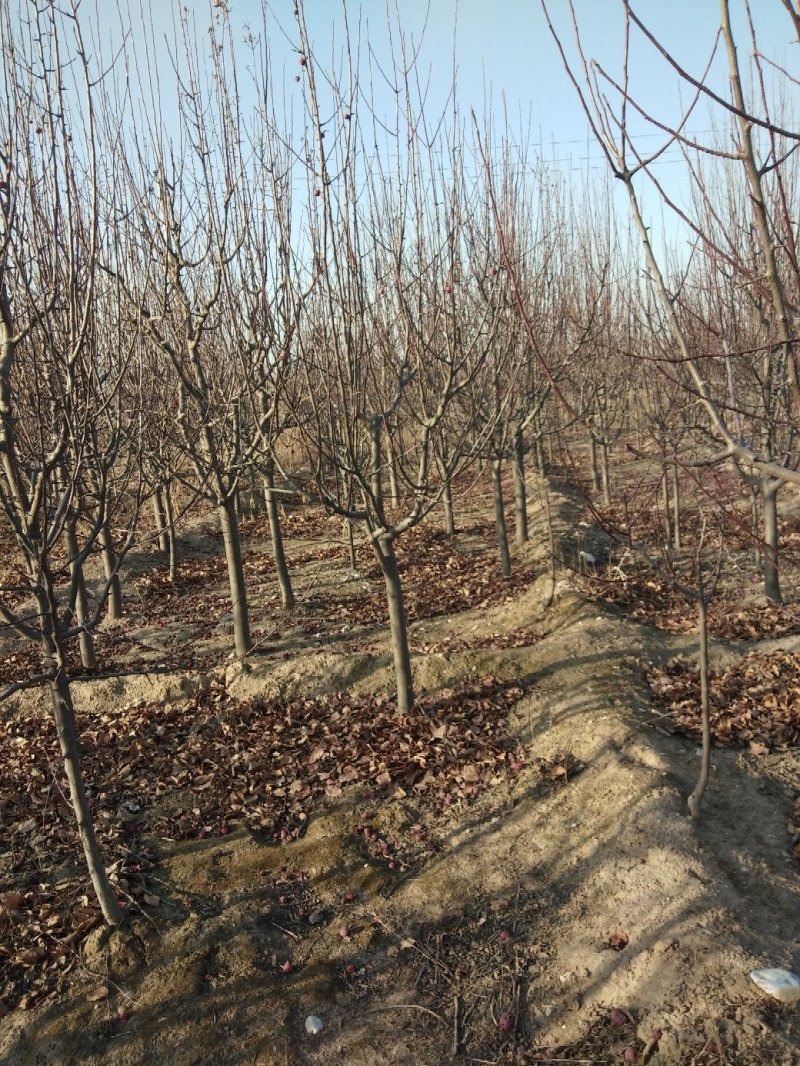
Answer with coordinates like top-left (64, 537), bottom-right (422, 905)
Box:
top-left (534, 434), bottom-right (545, 475)
top-left (441, 477), bottom-right (456, 536)
top-left (217, 496), bottom-right (252, 656)
top-left (38, 591), bottom-right (121, 924)
top-left (671, 463), bottom-right (682, 551)
top-left (370, 416), bottom-right (384, 515)
top-left (245, 468), bottom-right (260, 518)
top-left (162, 480), bottom-right (179, 582)
top-left (589, 433), bottom-right (600, 491)
top-left (661, 468), bottom-right (672, 549)
top-left (600, 442), bottom-right (611, 507)
top-left (64, 519), bottom-right (96, 671)
top-left (437, 457), bottom-right (456, 535)
top-left (512, 429), bottom-right (528, 546)
top-left (687, 570), bottom-right (711, 819)
top-left (345, 519), bottom-right (357, 572)
top-left (750, 487), bottom-right (761, 567)
top-left (762, 479), bottom-right (782, 604)
top-left (387, 435), bottom-right (400, 505)
top-left (264, 457), bottom-right (294, 609)
top-left (491, 459), bottom-right (512, 577)
top-left (98, 522), bottom-right (122, 621)
top-left (541, 485), bottom-right (557, 608)
top-left (374, 536), bottom-right (414, 713)
top-left (152, 488), bottom-right (169, 554)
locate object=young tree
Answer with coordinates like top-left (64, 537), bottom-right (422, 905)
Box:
top-left (112, 7), bottom-right (263, 656)
top-left (541, 0), bottom-right (800, 601)
top-left (0, 1), bottom-right (146, 924)
top-left (289, 3), bottom-right (506, 711)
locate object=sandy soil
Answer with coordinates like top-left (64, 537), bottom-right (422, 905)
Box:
top-left (0, 483), bottom-right (798, 1065)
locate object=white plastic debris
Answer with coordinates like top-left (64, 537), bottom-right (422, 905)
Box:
top-left (750, 968), bottom-right (800, 1004)
top-left (305, 1015), bottom-right (325, 1035)
top-left (578, 550), bottom-right (596, 565)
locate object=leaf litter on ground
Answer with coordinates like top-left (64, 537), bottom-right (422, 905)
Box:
top-left (646, 650), bottom-right (800, 752)
top-left (0, 675), bottom-right (538, 1014)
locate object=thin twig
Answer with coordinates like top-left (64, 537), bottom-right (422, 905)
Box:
top-left (266, 919), bottom-right (301, 941)
top-left (452, 992), bottom-right (462, 1056)
top-left (358, 1002), bottom-right (443, 1022)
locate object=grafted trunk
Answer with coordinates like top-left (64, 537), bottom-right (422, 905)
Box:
top-left (491, 458), bottom-right (512, 577)
top-left (374, 536), bottom-right (414, 713)
top-left (762, 480), bottom-right (782, 604)
top-left (98, 522), bottom-right (122, 621)
top-left (264, 457), bottom-right (294, 609)
top-left (64, 519), bottom-right (96, 670)
top-left (38, 589), bottom-right (121, 924)
top-left (512, 429), bottom-right (528, 546)
top-left (217, 496), bottom-right (252, 656)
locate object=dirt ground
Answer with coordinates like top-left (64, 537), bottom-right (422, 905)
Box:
top-left (0, 480), bottom-right (798, 1065)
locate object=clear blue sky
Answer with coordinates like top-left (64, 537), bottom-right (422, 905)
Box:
top-left (104, 1), bottom-right (799, 185)
top-left (21, 0), bottom-right (794, 249)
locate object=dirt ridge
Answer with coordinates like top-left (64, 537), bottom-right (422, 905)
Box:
top-left (1, 486), bottom-right (798, 1065)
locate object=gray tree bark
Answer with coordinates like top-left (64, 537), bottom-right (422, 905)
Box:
top-left (345, 519), bottom-right (358, 572)
top-left (162, 480), bottom-right (179, 582)
top-left (264, 457), bottom-right (295, 609)
top-left (217, 497), bottom-right (253, 656)
top-left (38, 587), bottom-right (122, 924)
top-left (762, 479), bottom-right (782, 604)
top-left (491, 459), bottom-right (512, 577)
top-left (512, 429), bottom-right (528, 546)
top-left (374, 535), bottom-right (414, 714)
top-left (98, 522), bottom-right (122, 621)
top-left (152, 489), bottom-right (169, 554)
top-left (600, 442), bottom-right (611, 507)
top-left (687, 569), bottom-right (711, 820)
top-left (534, 435), bottom-right (545, 475)
top-left (661, 468), bottom-right (672, 549)
top-left (671, 464), bottom-right (682, 550)
top-left (441, 477), bottom-right (456, 536)
top-left (64, 519), bottom-right (96, 671)
top-left (589, 433), bottom-right (600, 492)
top-left (370, 415), bottom-right (384, 514)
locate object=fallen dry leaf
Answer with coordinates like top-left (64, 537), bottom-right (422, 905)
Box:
top-left (607, 931), bottom-right (629, 952)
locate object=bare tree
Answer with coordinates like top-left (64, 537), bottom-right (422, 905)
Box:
top-left (288, 3), bottom-right (506, 711)
top-left (112, 7), bottom-right (266, 656)
top-left (0, 2), bottom-right (148, 924)
top-left (541, 0), bottom-right (800, 601)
